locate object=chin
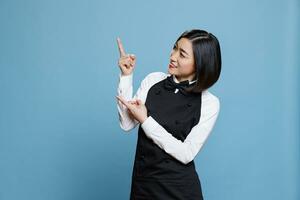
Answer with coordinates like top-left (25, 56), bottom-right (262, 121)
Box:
top-left (168, 68), bottom-right (177, 75)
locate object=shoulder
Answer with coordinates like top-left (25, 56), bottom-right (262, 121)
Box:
top-left (141, 71), bottom-right (170, 87)
top-left (144, 71), bottom-right (169, 81)
top-left (202, 90), bottom-right (220, 105)
top-left (201, 90), bottom-right (220, 116)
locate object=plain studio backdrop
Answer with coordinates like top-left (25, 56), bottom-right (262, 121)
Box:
top-left (0, 0), bottom-right (299, 200)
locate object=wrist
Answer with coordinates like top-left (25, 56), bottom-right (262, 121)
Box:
top-left (121, 72), bottom-right (132, 76)
top-left (140, 116), bottom-right (148, 124)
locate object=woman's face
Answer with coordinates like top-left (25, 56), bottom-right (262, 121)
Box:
top-left (168, 37), bottom-right (196, 82)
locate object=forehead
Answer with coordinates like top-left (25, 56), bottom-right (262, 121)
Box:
top-left (177, 38), bottom-right (193, 53)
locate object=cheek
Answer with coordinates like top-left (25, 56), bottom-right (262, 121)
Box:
top-left (179, 60), bottom-right (195, 72)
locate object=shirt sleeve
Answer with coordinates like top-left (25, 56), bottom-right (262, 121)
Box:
top-left (117, 73), bottom-right (139, 132)
top-left (140, 92), bottom-right (220, 164)
top-left (117, 72), bottom-right (167, 132)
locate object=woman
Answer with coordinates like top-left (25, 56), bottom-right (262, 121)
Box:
top-left (116, 29), bottom-right (221, 200)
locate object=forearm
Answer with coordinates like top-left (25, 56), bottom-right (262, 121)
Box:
top-left (117, 73), bottom-right (139, 131)
top-left (141, 110), bottom-right (219, 165)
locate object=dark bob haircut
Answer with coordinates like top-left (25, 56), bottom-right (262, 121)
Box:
top-left (175, 29), bottom-right (222, 93)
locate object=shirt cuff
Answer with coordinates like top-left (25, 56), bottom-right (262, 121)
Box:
top-left (141, 116), bottom-right (160, 134)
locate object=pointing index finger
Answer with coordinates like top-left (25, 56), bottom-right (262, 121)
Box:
top-left (117, 37), bottom-right (126, 57)
top-left (116, 95), bottom-right (132, 109)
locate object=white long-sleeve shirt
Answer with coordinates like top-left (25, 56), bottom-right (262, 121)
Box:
top-left (117, 71), bottom-right (220, 164)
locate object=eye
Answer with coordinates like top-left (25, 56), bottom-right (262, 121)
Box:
top-left (180, 53), bottom-right (185, 58)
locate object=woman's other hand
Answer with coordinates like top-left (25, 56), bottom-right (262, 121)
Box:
top-left (116, 95), bottom-right (148, 124)
top-left (117, 37), bottom-right (136, 76)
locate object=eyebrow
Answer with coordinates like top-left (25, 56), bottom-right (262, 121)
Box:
top-left (175, 43), bottom-right (189, 56)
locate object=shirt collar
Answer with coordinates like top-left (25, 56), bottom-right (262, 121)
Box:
top-left (172, 75), bottom-right (197, 85)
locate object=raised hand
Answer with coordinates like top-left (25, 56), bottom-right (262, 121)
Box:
top-left (117, 37), bottom-right (136, 76)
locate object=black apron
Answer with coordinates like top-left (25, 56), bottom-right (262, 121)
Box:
top-left (130, 75), bottom-right (203, 200)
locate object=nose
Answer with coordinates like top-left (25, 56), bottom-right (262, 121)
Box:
top-left (170, 56), bottom-right (176, 63)
top-left (170, 50), bottom-right (177, 63)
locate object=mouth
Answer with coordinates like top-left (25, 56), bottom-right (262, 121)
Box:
top-left (169, 63), bottom-right (177, 68)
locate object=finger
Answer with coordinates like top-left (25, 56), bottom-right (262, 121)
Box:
top-left (116, 95), bottom-right (133, 109)
top-left (117, 37), bottom-right (126, 57)
top-left (136, 99), bottom-right (142, 105)
top-left (132, 99), bottom-right (138, 105)
top-left (128, 111), bottom-right (135, 119)
top-left (124, 60), bottom-right (131, 67)
top-left (129, 59), bottom-right (135, 67)
top-left (128, 100), bottom-right (137, 105)
top-left (116, 95), bottom-right (129, 107)
top-left (116, 95), bottom-right (127, 105)
top-left (129, 54), bottom-right (136, 60)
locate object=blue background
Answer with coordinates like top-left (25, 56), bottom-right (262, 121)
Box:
top-left (0, 0), bottom-right (299, 199)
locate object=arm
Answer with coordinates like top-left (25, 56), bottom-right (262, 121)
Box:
top-left (140, 93), bottom-right (220, 164)
top-left (117, 73), bottom-right (150, 132)
top-left (116, 37), bottom-right (138, 132)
